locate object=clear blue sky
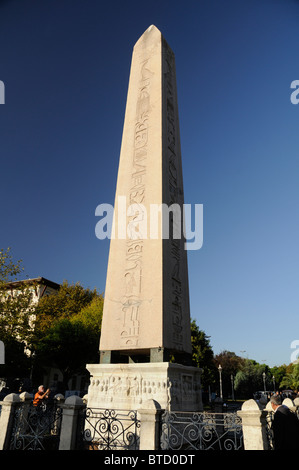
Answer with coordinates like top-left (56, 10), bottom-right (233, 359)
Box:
top-left (0, 0), bottom-right (298, 368)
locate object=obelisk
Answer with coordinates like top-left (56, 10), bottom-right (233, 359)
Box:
top-left (87, 26), bottom-right (202, 412)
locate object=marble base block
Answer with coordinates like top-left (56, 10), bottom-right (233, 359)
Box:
top-left (86, 362), bottom-right (203, 411)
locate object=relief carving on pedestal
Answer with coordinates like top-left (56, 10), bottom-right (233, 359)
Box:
top-left (91, 374), bottom-right (168, 405)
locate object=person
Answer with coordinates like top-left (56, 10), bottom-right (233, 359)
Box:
top-left (33, 385), bottom-right (50, 408)
top-left (270, 394), bottom-right (299, 450)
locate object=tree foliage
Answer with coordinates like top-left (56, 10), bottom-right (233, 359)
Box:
top-left (33, 280), bottom-right (99, 333)
top-left (0, 248), bottom-right (32, 377)
top-left (280, 363), bottom-right (299, 390)
top-left (0, 249), bottom-right (32, 335)
top-left (214, 351), bottom-right (245, 397)
top-left (0, 247), bottom-right (24, 285)
top-left (70, 295), bottom-right (103, 337)
top-left (234, 359), bottom-right (272, 398)
top-left (215, 350), bottom-right (245, 375)
top-left (271, 365), bottom-right (288, 389)
top-left (0, 248), bottom-right (34, 344)
top-left (32, 282), bottom-right (103, 389)
top-left (190, 319), bottom-right (217, 389)
top-left (35, 318), bottom-right (100, 390)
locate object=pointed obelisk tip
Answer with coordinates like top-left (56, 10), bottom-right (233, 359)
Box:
top-left (134, 24), bottom-right (162, 48)
top-left (146, 24), bottom-right (161, 34)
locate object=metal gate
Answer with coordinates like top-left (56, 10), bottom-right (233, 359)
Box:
top-left (79, 408), bottom-right (140, 450)
top-left (160, 410), bottom-right (243, 450)
top-left (9, 402), bottom-right (62, 450)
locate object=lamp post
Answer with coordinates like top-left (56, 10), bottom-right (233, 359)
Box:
top-left (218, 364), bottom-right (223, 400)
top-left (272, 375), bottom-right (276, 392)
top-left (262, 372), bottom-right (266, 393)
top-left (231, 374), bottom-right (235, 401)
top-left (29, 351), bottom-right (36, 383)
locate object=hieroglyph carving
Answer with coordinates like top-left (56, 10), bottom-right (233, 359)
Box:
top-left (120, 61), bottom-right (153, 347)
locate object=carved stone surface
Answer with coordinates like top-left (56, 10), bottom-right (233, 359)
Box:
top-left (99, 25), bottom-right (191, 357)
top-left (86, 363), bottom-right (202, 412)
top-left (87, 26), bottom-right (202, 413)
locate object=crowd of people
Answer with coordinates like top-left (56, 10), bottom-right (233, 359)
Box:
top-left (268, 389), bottom-right (299, 401)
top-left (254, 389), bottom-right (299, 402)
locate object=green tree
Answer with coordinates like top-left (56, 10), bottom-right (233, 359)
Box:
top-left (0, 285), bottom-right (35, 347)
top-left (32, 284), bottom-right (103, 389)
top-left (0, 247), bottom-right (24, 285)
top-left (190, 319), bottom-right (216, 390)
top-left (71, 295), bottom-right (103, 337)
top-left (280, 363), bottom-right (299, 390)
top-left (35, 318), bottom-right (101, 390)
top-left (0, 248), bottom-right (32, 378)
top-left (234, 359), bottom-right (272, 398)
top-left (271, 365), bottom-right (288, 390)
top-left (215, 351), bottom-right (245, 398)
top-left (33, 280), bottom-right (99, 333)
top-left (215, 350), bottom-right (245, 375)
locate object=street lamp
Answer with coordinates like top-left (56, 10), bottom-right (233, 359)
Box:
top-left (218, 364), bottom-right (223, 400)
top-left (231, 374), bottom-right (235, 401)
top-left (29, 351), bottom-right (36, 383)
top-left (262, 372), bottom-right (266, 393)
top-left (272, 375), bottom-right (276, 392)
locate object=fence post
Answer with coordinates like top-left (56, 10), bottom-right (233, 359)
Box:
top-left (138, 399), bottom-right (162, 450)
top-left (59, 395), bottom-right (84, 450)
top-left (0, 393), bottom-right (21, 450)
top-left (17, 391), bottom-right (34, 435)
top-left (237, 399), bottom-right (270, 450)
top-left (214, 397), bottom-right (223, 413)
top-left (282, 397), bottom-right (296, 412)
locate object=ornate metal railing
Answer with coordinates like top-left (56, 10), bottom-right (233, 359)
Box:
top-left (9, 402), bottom-right (62, 450)
top-left (265, 411), bottom-right (274, 449)
top-left (80, 408), bottom-right (140, 450)
top-left (160, 410), bottom-right (243, 450)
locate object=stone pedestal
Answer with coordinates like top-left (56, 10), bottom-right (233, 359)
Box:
top-left (86, 362), bottom-right (202, 412)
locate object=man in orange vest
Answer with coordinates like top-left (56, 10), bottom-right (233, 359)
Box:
top-left (33, 385), bottom-right (50, 407)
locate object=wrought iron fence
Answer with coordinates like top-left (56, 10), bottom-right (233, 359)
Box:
top-left (265, 411), bottom-right (274, 449)
top-left (160, 410), bottom-right (243, 450)
top-left (9, 402), bottom-right (62, 450)
top-left (79, 408), bottom-right (140, 450)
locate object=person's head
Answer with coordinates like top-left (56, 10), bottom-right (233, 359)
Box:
top-left (270, 394), bottom-right (282, 410)
top-left (38, 385), bottom-right (44, 392)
